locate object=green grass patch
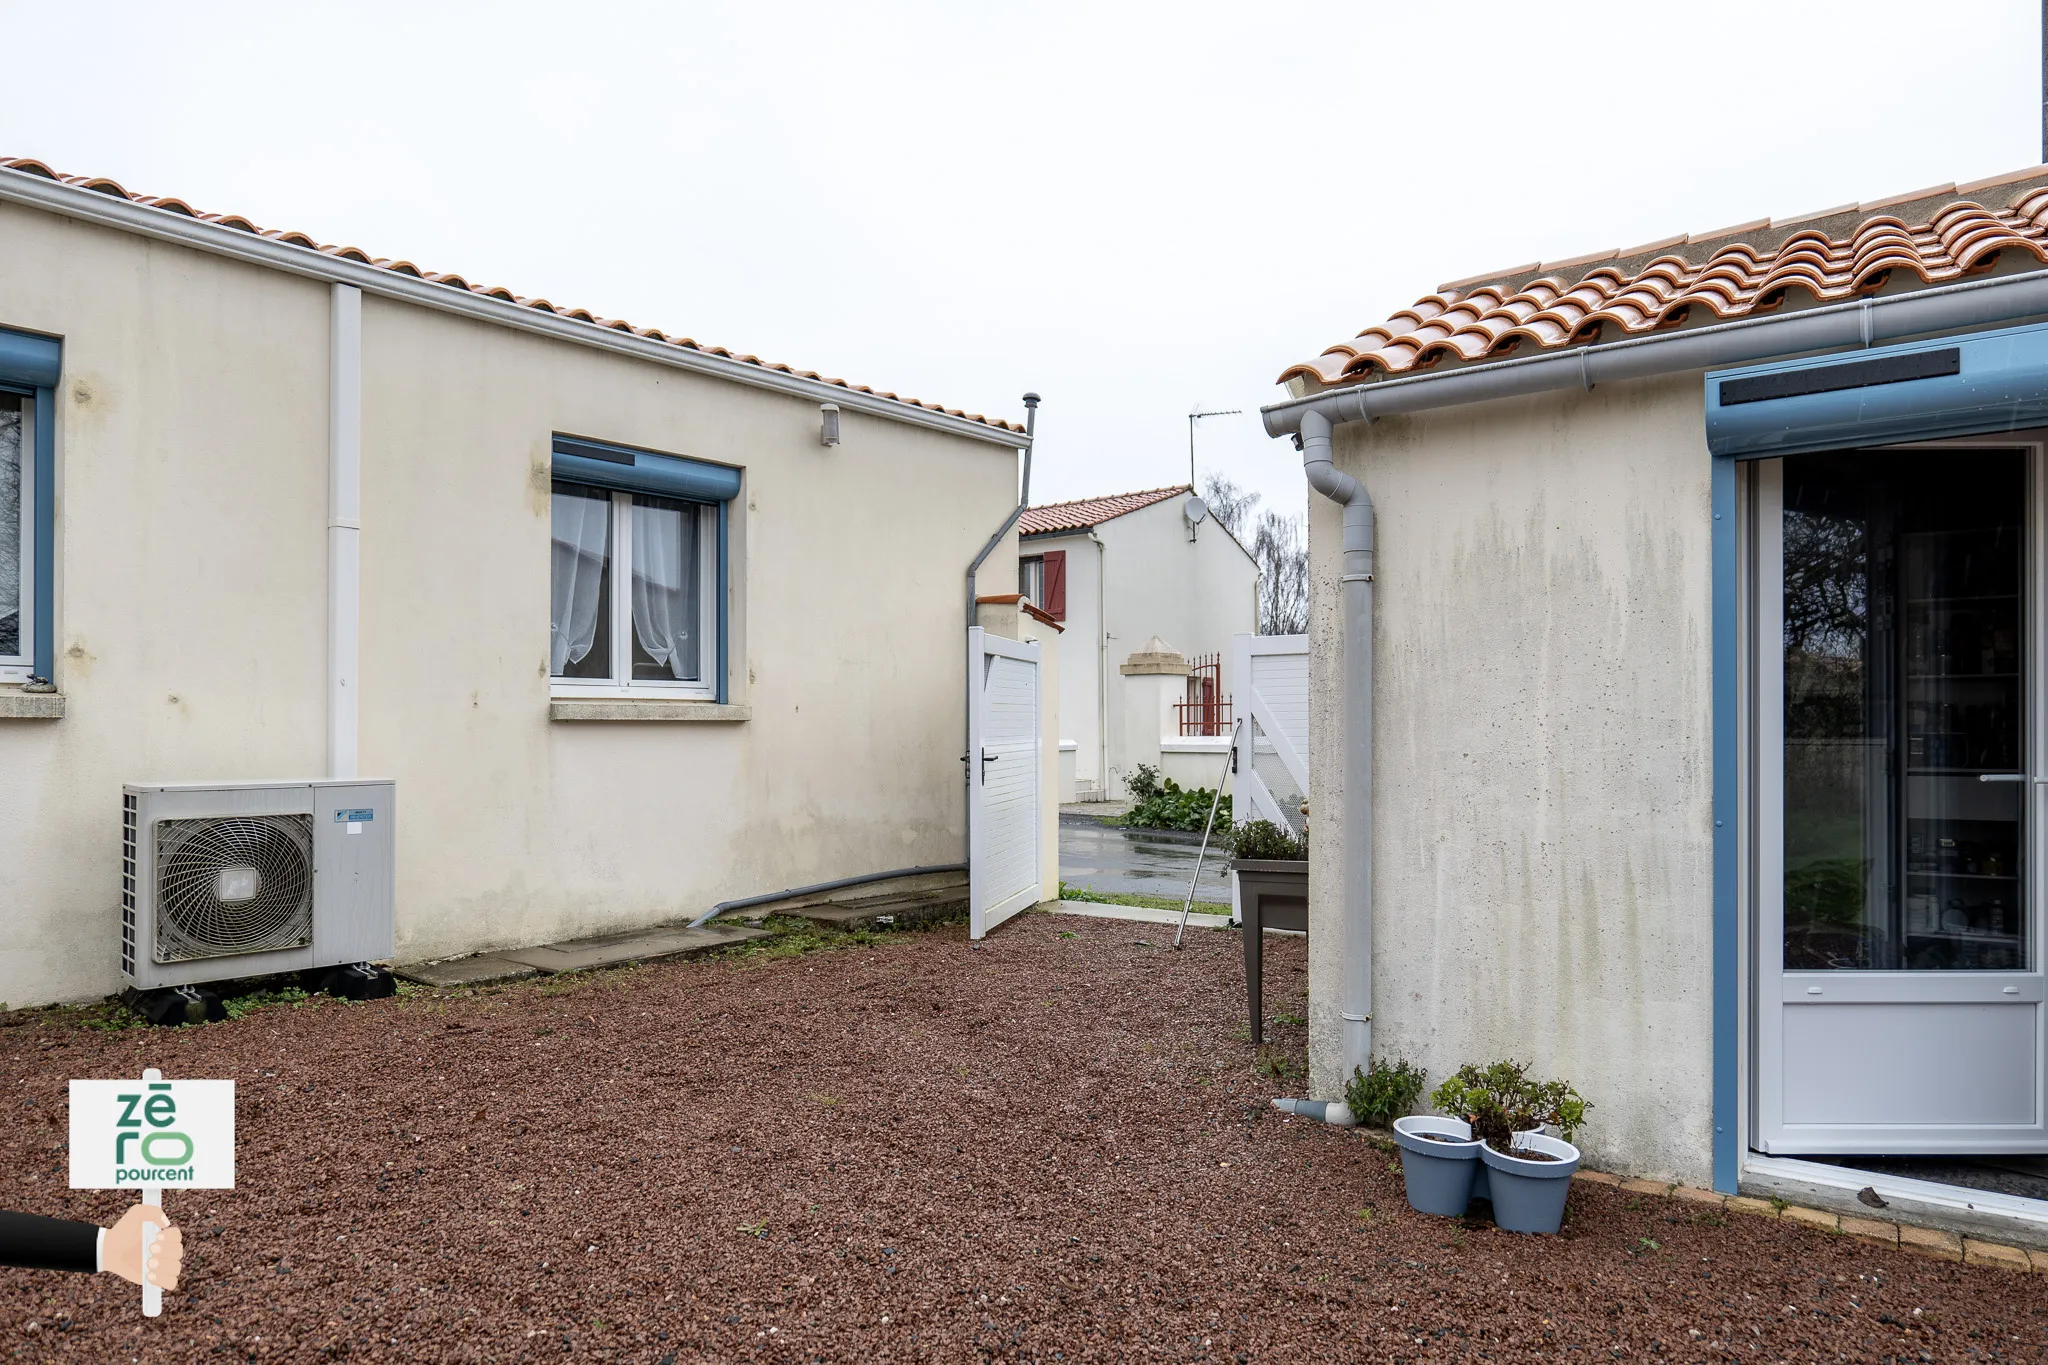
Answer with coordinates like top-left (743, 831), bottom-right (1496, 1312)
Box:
top-left (1056, 881), bottom-right (1228, 913)
top-left (707, 914), bottom-right (905, 962)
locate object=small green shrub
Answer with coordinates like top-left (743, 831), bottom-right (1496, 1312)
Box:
top-left (1230, 818), bottom-right (1306, 860)
top-left (1346, 1055), bottom-right (1428, 1128)
top-left (1430, 1059), bottom-right (1590, 1149)
top-left (1121, 773), bottom-right (1230, 832)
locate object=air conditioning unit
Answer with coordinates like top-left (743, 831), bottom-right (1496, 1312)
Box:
top-left (121, 780), bottom-right (396, 996)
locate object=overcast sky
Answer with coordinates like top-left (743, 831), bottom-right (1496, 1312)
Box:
top-left (1, 1), bottom-right (2040, 523)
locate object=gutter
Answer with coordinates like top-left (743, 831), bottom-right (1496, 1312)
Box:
top-left (1262, 264), bottom-right (2048, 437)
top-left (0, 165), bottom-right (1030, 452)
top-left (1264, 260), bottom-right (2048, 1102)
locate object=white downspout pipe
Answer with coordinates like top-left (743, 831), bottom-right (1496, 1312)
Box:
top-left (1088, 529), bottom-right (1109, 798)
top-left (328, 284), bottom-right (362, 780)
top-left (1298, 408), bottom-right (1375, 1085)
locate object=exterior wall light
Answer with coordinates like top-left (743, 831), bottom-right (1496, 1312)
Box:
top-left (819, 402), bottom-right (841, 447)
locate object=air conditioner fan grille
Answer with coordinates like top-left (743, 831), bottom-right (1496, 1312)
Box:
top-left (154, 815), bottom-right (314, 963)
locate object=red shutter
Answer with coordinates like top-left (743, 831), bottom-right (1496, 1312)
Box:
top-left (1042, 550), bottom-right (1067, 620)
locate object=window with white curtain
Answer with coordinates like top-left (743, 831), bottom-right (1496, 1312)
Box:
top-left (0, 392), bottom-right (26, 669)
top-left (550, 479), bottom-right (715, 695)
top-left (1018, 555), bottom-right (1043, 607)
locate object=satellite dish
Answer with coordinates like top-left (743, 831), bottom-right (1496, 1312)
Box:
top-left (1185, 496), bottom-right (1209, 525)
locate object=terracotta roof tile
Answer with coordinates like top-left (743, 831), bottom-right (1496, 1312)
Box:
top-left (0, 157), bottom-right (1024, 434)
top-left (1017, 485), bottom-right (1190, 536)
top-left (1286, 166), bottom-right (2048, 388)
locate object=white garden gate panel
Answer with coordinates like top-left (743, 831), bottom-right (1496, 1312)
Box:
top-left (1232, 633), bottom-right (1310, 834)
top-left (969, 627), bottom-right (1042, 938)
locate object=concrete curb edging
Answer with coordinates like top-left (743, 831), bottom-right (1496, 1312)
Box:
top-left (1570, 1169), bottom-right (2048, 1272)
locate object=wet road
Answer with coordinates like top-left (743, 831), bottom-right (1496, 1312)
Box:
top-left (1059, 814), bottom-right (1232, 905)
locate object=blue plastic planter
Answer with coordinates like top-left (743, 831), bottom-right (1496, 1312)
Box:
top-left (1479, 1133), bottom-right (1581, 1234)
top-left (1391, 1116), bottom-right (1481, 1217)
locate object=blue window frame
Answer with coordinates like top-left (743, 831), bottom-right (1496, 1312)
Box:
top-left (0, 327), bottom-right (59, 681)
top-left (548, 435), bottom-right (738, 704)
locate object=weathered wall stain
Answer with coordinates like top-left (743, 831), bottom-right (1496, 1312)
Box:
top-left (1305, 371), bottom-right (1715, 1185)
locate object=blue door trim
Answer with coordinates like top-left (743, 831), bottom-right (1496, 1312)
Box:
top-left (1710, 452), bottom-right (1740, 1192)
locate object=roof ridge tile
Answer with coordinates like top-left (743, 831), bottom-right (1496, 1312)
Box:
top-left (1281, 165), bottom-right (2048, 390)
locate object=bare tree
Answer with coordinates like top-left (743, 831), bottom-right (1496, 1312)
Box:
top-left (1201, 472), bottom-right (1261, 543)
top-left (1200, 472), bottom-right (1308, 634)
top-left (1253, 510), bottom-right (1309, 635)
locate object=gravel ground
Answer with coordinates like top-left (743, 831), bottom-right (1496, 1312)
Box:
top-left (2, 916), bottom-right (2043, 1363)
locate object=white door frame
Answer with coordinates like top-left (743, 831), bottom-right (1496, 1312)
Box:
top-left (1750, 443), bottom-right (2048, 1155)
top-left (968, 627), bottom-right (1042, 939)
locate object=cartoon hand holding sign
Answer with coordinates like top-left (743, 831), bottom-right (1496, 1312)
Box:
top-left (67, 1068), bottom-right (234, 1315)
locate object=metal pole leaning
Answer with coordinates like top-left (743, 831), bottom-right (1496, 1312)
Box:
top-left (1174, 717), bottom-right (1242, 950)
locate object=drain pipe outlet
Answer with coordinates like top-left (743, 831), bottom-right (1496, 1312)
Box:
top-left (1271, 1097), bottom-right (1356, 1126)
top-left (1299, 408), bottom-right (1375, 1085)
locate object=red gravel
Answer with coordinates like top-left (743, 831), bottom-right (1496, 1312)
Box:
top-left (3, 917), bottom-right (2044, 1362)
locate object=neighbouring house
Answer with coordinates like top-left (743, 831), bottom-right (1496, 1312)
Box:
top-left (0, 156), bottom-right (1034, 1011)
top-left (1016, 485), bottom-right (1258, 802)
top-left (1269, 165), bottom-right (2048, 1217)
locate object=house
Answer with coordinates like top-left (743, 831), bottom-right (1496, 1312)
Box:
top-left (1268, 166), bottom-right (2048, 1215)
top-left (0, 157), bottom-right (1035, 1011)
top-left (1016, 485), bottom-right (1258, 802)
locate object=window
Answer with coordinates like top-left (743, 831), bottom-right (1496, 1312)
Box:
top-left (551, 481), bottom-right (717, 695)
top-left (0, 390), bottom-right (31, 676)
top-left (0, 327), bottom-right (57, 683)
top-left (1019, 548), bottom-right (1066, 619)
top-left (1018, 555), bottom-right (1043, 607)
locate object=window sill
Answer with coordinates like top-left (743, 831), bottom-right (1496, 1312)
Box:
top-left (0, 690), bottom-right (64, 720)
top-left (549, 698), bottom-right (750, 723)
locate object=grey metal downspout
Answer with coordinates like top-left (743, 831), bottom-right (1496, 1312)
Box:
top-left (687, 865), bottom-right (966, 929)
top-left (963, 394), bottom-right (1040, 884)
top-left (1298, 409), bottom-right (1376, 1088)
top-left (966, 393), bottom-right (1040, 624)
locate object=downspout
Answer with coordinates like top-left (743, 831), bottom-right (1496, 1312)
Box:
top-left (1088, 528), bottom-right (1109, 797)
top-left (328, 284), bottom-right (362, 780)
top-left (1298, 408), bottom-right (1375, 1089)
top-left (963, 392), bottom-right (1040, 863)
top-left (965, 393), bottom-right (1039, 625)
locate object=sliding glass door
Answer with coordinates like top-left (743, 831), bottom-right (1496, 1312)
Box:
top-left (1754, 448), bottom-right (2048, 1154)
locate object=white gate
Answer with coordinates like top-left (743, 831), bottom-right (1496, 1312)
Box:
top-left (969, 627), bottom-right (1042, 938)
top-left (1232, 632), bottom-right (1310, 834)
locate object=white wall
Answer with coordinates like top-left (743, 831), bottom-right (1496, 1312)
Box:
top-left (1025, 491), bottom-right (1257, 801)
top-left (1304, 371), bottom-right (1716, 1187)
top-left (0, 200), bottom-right (1021, 1007)
top-left (1025, 529), bottom-right (1103, 793)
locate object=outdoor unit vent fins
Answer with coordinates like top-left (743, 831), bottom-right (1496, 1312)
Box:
top-left (121, 793), bottom-right (138, 977)
top-left (121, 779), bottom-right (395, 992)
top-left (152, 815), bottom-right (315, 963)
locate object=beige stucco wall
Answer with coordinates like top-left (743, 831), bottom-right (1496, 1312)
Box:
top-left (1304, 371), bottom-right (1717, 1186)
top-left (0, 200), bottom-right (1020, 1008)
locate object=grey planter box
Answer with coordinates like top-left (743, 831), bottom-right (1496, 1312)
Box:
top-left (1233, 858), bottom-right (1307, 1044)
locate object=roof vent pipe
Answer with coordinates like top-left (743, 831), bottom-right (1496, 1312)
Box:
top-left (1298, 408), bottom-right (1376, 1087)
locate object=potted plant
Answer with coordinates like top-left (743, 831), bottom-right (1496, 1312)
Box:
top-left (1430, 1061), bottom-right (1589, 1234)
top-left (1230, 818), bottom-right (1307, 928)
top-left (1231, 819), bottom-right (1308, 1042)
